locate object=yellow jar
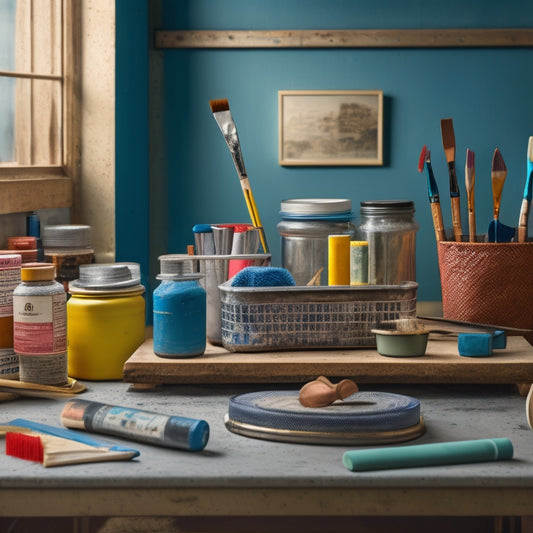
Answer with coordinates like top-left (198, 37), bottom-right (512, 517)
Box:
top-left (67, 263), bottom-right (145, 380)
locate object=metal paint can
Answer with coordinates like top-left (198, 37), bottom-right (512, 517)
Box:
top-left (67, 263), bottom-right (146, 380)
top-left (277, 199), bottom-right (356, 286)
top-left (357, 200), bottom-right (419, 285)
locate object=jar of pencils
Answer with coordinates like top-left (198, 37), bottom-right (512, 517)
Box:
top-left (67, 263), bottom-right (145, 380)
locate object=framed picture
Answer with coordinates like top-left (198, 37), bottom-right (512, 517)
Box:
top-left (278, 90), bottom-right (383, 166)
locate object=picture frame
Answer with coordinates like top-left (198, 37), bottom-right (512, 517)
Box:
top-left (278, 90), bottom-right (383, 166)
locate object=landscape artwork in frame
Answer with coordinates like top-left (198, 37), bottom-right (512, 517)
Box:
top-left (278, 90), bottom-right (383, 166)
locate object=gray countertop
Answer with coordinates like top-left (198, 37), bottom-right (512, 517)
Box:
top-left (1, 381), bottom-right (532, 491)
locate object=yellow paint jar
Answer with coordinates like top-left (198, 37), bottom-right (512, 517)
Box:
top-left (67, 263), bottom-right (145, 380)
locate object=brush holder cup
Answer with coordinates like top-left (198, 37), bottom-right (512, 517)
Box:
top-left (438, 241), bottom-right (533, 345)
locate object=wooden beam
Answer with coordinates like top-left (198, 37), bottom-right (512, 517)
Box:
top-left (155, 28), bottom-right (533, 49)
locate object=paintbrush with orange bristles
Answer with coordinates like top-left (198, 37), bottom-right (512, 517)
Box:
top-left (440, 118), bottom-right (463, 241)
top-left (209, 99), bottom-right (269, 254)
top-left (465, 148), bottom-right (476, 242)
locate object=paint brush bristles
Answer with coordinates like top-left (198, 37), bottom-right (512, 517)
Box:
top-left (209, 98), bottom-right (269, 253)
top-left (465, 149), bottom-right (476, 242)
top-left (440, 118), bottom-right (463, 241)
top-left (491, 148), bottom-right (507, 221)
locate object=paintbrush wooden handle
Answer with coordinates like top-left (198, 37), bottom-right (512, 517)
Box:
top-left (450, 196), bottom-right (463, 241)
top-left (468, 209), bottom-right (476, 242)
top-left (518, 197), bottom-right (530, 243)
top-left (430, 202), bottom-right (446, 242)
top-left (240, 179), bottom-right (269, 253)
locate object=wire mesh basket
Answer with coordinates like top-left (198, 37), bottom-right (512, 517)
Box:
top-left (219, 281), bottom-right (418, 352)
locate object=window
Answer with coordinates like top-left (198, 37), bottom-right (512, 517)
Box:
top-left (0, 0), bottom-right (79, 215)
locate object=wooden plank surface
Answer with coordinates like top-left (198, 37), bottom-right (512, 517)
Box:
top-left (155, 29), bottom-right (533, 49)
top-left (123, 336), bottom-right (533, 385)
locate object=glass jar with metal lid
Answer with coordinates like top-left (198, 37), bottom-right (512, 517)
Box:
top-left (153, 255), bottom-right (206, 358)
top-left (277, 198), bottom-right (356, 286)
top-left (356, 200), bottom-right (419, 285)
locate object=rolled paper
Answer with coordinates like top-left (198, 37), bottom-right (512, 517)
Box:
top-left (328, 234), bottom-right (350, 286)
top-left (350, 240), bottom-right (369, 285)
top-left (343, 438), bottom-right (513, 472)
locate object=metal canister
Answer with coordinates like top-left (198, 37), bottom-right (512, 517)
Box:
top-left (356, 200), bottom-right (419, 285)
top-left (277, 199), bottom-right (356, 286)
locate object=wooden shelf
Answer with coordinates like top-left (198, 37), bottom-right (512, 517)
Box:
top-left (155, 29), bottom-right (533, 49)
top-left (123, 335), bottom-right (533, 386)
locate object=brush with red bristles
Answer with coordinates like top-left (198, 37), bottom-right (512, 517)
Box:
top-left (418, 145), bottom-right (446, 243)
top-left (2, 419), bottom-right (139, 467)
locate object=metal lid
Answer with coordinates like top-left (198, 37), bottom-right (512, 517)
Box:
top-left (69, 263), bottom-right (141, 290)
top-left (280, 198), bottom-right (352, 216)
top-left (42, 225), bottom-right (92, 248)
top-left (157, 254), bottom-right (203, 280)
top-left (360, 200), bottom-right (415, 215)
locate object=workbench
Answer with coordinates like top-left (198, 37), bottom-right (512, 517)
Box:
top-left (1, 376), bottom-right (533, 532)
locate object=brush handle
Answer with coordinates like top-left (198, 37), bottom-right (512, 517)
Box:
top-left (468, 211), bottom-right (476, 242)
top-left (241, 178), bottom-right (269, 253)
top-left (430, 202), bottom-right (446, 242)
top-left (518, 197), bottom-right (530, 243)
top-left (450, 196), bottom-right (462, 241)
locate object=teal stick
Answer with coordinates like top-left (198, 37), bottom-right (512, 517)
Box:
top-left (343, 438), bottom-right (513, 472)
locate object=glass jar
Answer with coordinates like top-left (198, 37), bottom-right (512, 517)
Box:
top-left (67, 263), bottom-right (146, 380)
top-left (357, 200), bottom-right (419, 285)
top-left (153, 255), bottom-right (206, 358)
top-left (277, 199), bottom-right (356, 285)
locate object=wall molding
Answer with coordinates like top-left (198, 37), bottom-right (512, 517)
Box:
top-left (155, 28), bottom-right (533, 49)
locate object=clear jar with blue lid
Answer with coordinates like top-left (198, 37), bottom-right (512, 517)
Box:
top-left (277, 199), bottom-right (355, 285)
top-left (153, 255), bottom-right (206, 358)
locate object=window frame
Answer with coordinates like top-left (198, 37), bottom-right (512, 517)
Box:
top-left (0, 0), bottom-right (80, 216)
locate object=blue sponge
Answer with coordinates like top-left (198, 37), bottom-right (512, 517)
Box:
top-left (458, 333), bottom-right (493, 357)
top-left (492, 330), bottom-right (507, 350)
top-left (230, 267), bottom-right (296, 287)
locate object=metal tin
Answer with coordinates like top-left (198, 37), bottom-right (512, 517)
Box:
top-left (357, 200), bottom-right (419, 285)
top-left (277, 199), bottom-right (355, 286)
top-left (67, 263), bottom-right (146, 380)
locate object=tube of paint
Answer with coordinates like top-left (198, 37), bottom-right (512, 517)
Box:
top-left (343, 438), bottom-right (513, 472)
top-left (61, 399), bottom-right (209, 452)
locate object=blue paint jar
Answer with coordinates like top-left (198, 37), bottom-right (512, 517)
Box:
top-left (153, 255), bottom-right (206, 358)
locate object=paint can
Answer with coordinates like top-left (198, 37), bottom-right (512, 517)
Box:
top-left (13, 263), bottom-right (68, 385)
top-left (277, 199), bottom-right (356, 286)
top-left (0, 254), bottom-right (22, 350)
top-left (43, 225), bottom-right (95, 290)
top-left (67, 263), bottom-right (146, 380)
top-left (357, 201), bottom-right (419, 285)
top-left (153, 255), bottom-right (206, 358)
top-left (350, 241), bottom-right (369, 285)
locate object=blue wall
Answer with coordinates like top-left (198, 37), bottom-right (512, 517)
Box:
top-left (116, 0), bottom-right (533, 303)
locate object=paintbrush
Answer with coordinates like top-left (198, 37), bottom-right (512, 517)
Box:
top-left (209, 99), bottom-right (269, 254)
top-left (465, 148), bottom-right (476, 242)
top-left (440, 118), bottom-right (463, 241)
top-left (418, 145), bottom-right (446, 242)
top-left (518, 136), bottom-right (533, 243)
top-left (488, 148), bottom-right (515, 242)
top-left (2, 419), bottom-right (139, 467)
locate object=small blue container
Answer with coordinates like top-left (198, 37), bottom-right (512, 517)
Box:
top-left (153, 255), bottom-right (206, 358)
